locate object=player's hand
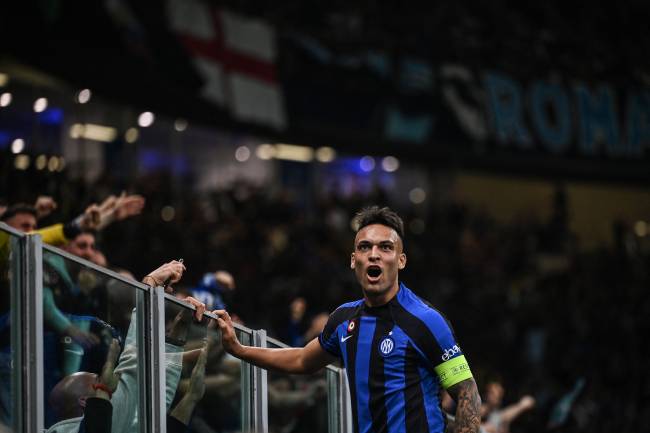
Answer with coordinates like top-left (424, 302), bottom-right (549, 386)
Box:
top-left (212, 309), bottom-right (241, 356)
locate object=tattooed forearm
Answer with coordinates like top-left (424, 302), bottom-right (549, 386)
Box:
top-left (445, 379), bottom-right (481, 433)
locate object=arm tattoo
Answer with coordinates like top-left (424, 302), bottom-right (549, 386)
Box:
top-left (445, 379), bottom-right (481, 433)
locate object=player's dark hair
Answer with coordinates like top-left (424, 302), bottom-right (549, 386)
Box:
top-left (0, 204), bottom-right (37, 222)
top-left (353, 206), bottom-right (405, 241)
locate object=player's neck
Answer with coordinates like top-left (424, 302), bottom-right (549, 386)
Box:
top-left (363, 281), bottom-right (400, 307)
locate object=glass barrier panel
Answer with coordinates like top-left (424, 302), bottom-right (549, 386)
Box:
top-left (266, 339), bottom-right (328, 433)
top-left (326, 367), bottom-right (341, 433)
top-left (164, 297), bottom-right (250, 432)
top-left (41, 247), bottom-right (144, 432)
top-left (235, 328), bottom-right (253, 432)
top-left (0, 227), bottom-right (23, 432)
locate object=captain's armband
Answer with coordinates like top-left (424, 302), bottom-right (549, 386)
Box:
top-left (434, 355), bottom-right (473, 389)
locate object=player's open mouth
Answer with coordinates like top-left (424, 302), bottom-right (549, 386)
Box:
top-left (367, 266), bottom-right (382, 280)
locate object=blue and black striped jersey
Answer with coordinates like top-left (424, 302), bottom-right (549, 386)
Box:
top-left (319, 283), bottom-right (473, 433)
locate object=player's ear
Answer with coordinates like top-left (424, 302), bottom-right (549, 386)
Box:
top-left (350, 252), bottom-right (355, 269)
top-left (398, 253), bottom-right (406, 270)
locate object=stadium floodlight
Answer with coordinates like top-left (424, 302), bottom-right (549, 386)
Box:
top-left (138, 111), bottom-right (155, 127)
top-left (360, 156), bottom-right (375, 172)
top-left (69, 123), bottom-right (117, 142)
top-left (125, 127), bottom-right (139, 143)
top-left (381, 156), bottom-right (400, 172)
top-left (33, 97), bottom-right (48, 113)
top-left (0, 92), bottom-right (12, 107)
top-left (76, 89), bottom-right (92, 104)
top-left (11, 138), bottom-right (25, 154)
top-left (408, 187), bottom-right (426, 204)
top-left (274, 144), bottom-right (314, 162)
top-left (174, 118), bottom-right (188, 131)
top-left (35, 155), bottom-right (47, 170)
top-left (256, 144), bottom-right (276, 160)
top-left (315, 147), bottom-right (336, 163)
top-left (235, 146), bottom-right (251, 162)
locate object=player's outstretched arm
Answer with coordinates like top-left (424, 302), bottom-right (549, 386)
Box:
top-left (446, 378), bottom-right (481, 433)
top-left (213, 309), bottom-right (336, 374)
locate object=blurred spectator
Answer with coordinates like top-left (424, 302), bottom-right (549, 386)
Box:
top-left (481, 381), bottom-right (535, 433)
top-left (3, 168), bottom-right (649, 431)
top-left (189, 270), bottom-right (236, 311)
top-left (284, 297), bottom-right (308, 347)
top-left (45, 260), bottom-right (204, 433)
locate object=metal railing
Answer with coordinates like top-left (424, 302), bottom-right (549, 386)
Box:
top-left (0, 223), bottom-right (351, 433)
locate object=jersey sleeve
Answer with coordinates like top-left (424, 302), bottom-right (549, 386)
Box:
top-left (318, 305), bottom-right (357, 358)
top-left (422, 310), bottom-right (473, 389)
top-left (318, 311), bottom-right (342, 357)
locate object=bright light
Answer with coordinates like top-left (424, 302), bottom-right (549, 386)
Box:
top-left (35, 154), bottom-right (47, 170)
top-left (0, 73), bottom-right (8, 87)
top-left (360, 156), bottom-right (375, 172)
top-left (48, 156), bottom-right (60, 172)
top-left (76, 89), bottom-right (92, 104)
top-left (14, 154), bottom-right (30, 170)
top-left (125, 127), bottom-right (139, 143)
top-left (138, 112), bottom-right (155, 127)
top-left (235, 146), bottom-right (251, 162)
top-left (634, 221), bottom-right (647, 237)
top-left (84, 124), bottom-right (117, 142)
top-left (409, 187), bottom-right (426, 204)
top-left (161, 206), bottom-right (176, 222)
top-left (0, 92), bottom-right (12, 107)
top-left (70, 124), bottom-right (84, 139)
top-left (274, 144), bottom-right (314, 162)
top-left (69, 123), bottom-right (117, 142)
top-left (256, 144), bottom-right (276, 160)
top-left (381, 156), bottom-right (400, 172)
top-left (57, 157), bottom-right (66, 172)
top-left (11, 138), bottom-right (25, 154)
top-left (33, 97), bottom-right (48, 113)
top-left (315, 147), bottom-right (336, 163)
top-left (174, 118), bottom-right (188, 132)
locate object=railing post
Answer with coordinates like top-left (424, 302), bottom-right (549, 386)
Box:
top-left (251, 329), bottom-right (268, 433)
top-left (339, 368), bottom-right (353, 433)
top-left (137, 284), bottom-right (166, 433)
top-left (13, 233), bottom-right (44, 433)
top-left (327, 368), bottom-right (340, 433)
top-left (240, 333), bottom-right (253, 432)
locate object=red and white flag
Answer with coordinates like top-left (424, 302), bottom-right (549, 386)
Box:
top-left (167, 0), bottom-right (286, 129)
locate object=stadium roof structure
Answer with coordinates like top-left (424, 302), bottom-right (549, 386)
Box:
top-left (2, 2), bottom-right (650, 180)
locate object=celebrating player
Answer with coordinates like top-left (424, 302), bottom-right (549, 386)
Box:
top-left (214, 206), bottom-right (481, 433)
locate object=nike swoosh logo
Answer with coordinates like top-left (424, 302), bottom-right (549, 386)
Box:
top-left (341, 335), bottom-right (353, 343)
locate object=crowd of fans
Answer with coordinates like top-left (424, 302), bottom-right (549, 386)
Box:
top-left (1, 164), bottom-right (649, 432)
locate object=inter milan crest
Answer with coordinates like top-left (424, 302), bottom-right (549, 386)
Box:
top-left (347, 320), bottom-right (356, 333)
top-left (378, 336), bottom-right (395, 356)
